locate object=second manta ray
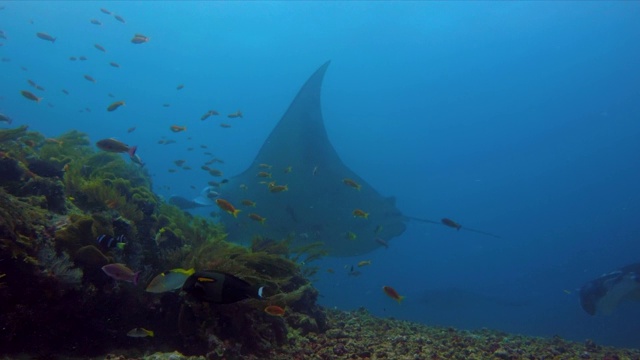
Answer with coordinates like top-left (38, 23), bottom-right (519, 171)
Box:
top-left (579, 263), bottom-right (640, 315)
top-left (181, 270), bottom-right (264, 304)
top-left (169, 186), bottom-right (219, 210)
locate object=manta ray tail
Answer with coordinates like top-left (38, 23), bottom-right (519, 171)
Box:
top-left (459, 226), bottom-right (501, 239)
top-left (407, 216), bottom-right (501, 239)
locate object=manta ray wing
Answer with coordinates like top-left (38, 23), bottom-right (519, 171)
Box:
top-left (218, 61), bottom-right (407, 257)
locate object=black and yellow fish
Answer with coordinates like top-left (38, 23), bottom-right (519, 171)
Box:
top-left (181, 270), bottom-right (265, 304)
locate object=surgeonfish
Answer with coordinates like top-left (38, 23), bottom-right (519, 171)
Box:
top-left (146, 268), bottom-right (195, 293)
top-left (127, 327), bottom-right (154, 338)
top-left (181, 270), bottom-right (265, 304)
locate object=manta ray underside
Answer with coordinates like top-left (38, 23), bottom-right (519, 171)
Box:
top-left (218, 61), bottom-right (407, 257)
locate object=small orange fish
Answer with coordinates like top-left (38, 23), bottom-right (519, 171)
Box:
top-left (220, 123), bottom-right (231, 128)
top-left (209, 169), bottom-right (223, 177)
top-left (343, 178), bottom-right (361, 190)
top-left (168, 169), bottom-right (177, 173)
top-left (114, 14), bottom-right (125, 23)
top-left (257, 172), bottom-right (272, 178)
top-left (109, 62), bottom-right (120, 68)
top-left (216, 199), bottom-right (241, 218)
top-left (174, 160), bottom-right (186, 167)
top-left (20, 90), bottom-right (41, 102)
top-left (326, 268), bottom-right (335, 274)
top-left (357, 260), bottom-right (371, 267)
top-left (90, 19), bottom-right (102, 26)
top-left (248, 213), bottom-right (266, 224)
top-left (36, 32), bottom-right (56, 43)
top-left (23, 139), bottom-right (36, 148)
top-left (107, 100), bottom-right (125, 112)
top-left (383, 286), bottom-right (405, 304)
top-left (264, 305), bottom-right (285, 316)
top-left (227, 110), bottom-right (243, 118)
top-left (352, 209), bottom-right (369, 219)
top-left (94, 43), bottom-right (106, 52)
top-left (176, 84), bottom-right (184, 90)
top-left (100, 8), bottom-right (111, 15)
top-left (375, 238), bottom-right (389, 249)
top-left (105, 198), bottom-right (120, 209)
top-left (45, 138), bottom-right (63, 145)
top-left (268, 184), bottom-right (288, 193)
top-left (62, 163), bottom-right (70, 172)
top-left (259, 163), bottom-right (272, 169)
top-left (170, 125), bottom-right (186, 132)
top-left (441, 218), bottom-right (462, 230)
top-left (241, 199), bottom-right (256, 207)
top-left (127, 126), bottom-right (136, 133)
top-left (131, 34), bottom-right (149, 44)
top-left (84, 74), bottom-right (97, 83)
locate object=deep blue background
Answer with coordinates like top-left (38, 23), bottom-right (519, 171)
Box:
top-left (2, 1), bottom-right (639, 348)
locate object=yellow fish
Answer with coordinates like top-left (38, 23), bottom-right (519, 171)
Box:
top-left (352, 209), bottom-right (369, 219)
top-left (127, 328), bottom-right (154, 338)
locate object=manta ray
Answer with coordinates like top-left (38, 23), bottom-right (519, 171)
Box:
top-left (217, 61), bottom-right (407, 257)
top-left (579, 263), bottom-right (640, 315)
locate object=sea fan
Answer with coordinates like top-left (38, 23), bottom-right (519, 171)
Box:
top-left (37, 244), bottom-right (83, 288)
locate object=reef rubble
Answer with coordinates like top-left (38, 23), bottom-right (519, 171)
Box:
top-left (78, 308), bottom-right (640, 359)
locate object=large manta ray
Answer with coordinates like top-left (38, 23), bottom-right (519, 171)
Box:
top-left (218, 61), bottom-right (407, 257)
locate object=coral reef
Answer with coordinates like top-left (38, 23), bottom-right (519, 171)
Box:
top-left (0, 126), bottom-right (329, 359)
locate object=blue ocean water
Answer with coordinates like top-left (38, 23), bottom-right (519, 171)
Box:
top-left (2, 1), bottom-right (640, 349)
